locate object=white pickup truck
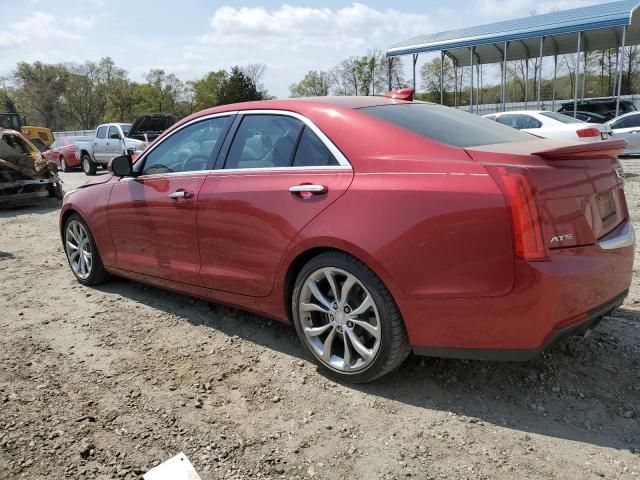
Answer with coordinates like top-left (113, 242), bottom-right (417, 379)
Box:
top-left (77, 123), bottom-right (147, 175)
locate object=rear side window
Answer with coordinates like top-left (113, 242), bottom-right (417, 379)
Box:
top-left (293, 127), bottom-right (338, 167)
top-left (359, 103), bottom-right (532, 147)
top-left (225, 115), bottom-right (303, 169)
top-left (96, 126), bottom-right (107, 139)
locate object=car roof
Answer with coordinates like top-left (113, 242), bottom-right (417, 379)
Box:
top-left (489, 110), bottom-right (545, 115)
top-left (607, 111), bottom-right (640, 123)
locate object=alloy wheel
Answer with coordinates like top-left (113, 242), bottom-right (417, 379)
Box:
top-left (298, 267), bottom-right (381, 372)
top-left (65, 220), bottom-right (93, 280)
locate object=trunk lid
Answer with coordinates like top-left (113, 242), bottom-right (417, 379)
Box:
top-left (465, 138), bottom-right (628, 251)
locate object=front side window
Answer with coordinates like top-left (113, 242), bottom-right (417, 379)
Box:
top-left (141, 116), bottom-right (231, 175)
top-left (225, 115), bottom-right (303, 169)
top-left (96, 126), bottom-right (107, 139)
top-left (108, 126), bottom-right (120, 139)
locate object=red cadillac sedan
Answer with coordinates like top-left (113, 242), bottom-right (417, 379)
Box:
top-left (59, 93), bottom-right (634, 382)
top-left (44, 136), bottom-right (93, 172)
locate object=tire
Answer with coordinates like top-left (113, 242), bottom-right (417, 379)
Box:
top-left (292, 251), bottom-right (409, 383)
top-left (63, 213), bottom-right (110, 286)
top-left (47, 181), bottom-right (63, 200)
top-left (81, 154), bottom-right (97, 176)
top-left (60, 156), bottom-right (70, 172)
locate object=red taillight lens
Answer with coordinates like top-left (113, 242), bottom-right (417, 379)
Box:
top-left (489, 166), bottom-right (548, 261)
top-left (576, 127), bottom-right (600, 138)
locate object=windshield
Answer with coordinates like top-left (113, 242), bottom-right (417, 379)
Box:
top-left (0, 113), bottom-right (21, 130)
top-left (359, 103), bottom-right (533, 148)
top-left (540, 111), bottom-right (584, 124)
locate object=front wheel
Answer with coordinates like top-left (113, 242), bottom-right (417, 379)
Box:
top-left (292, 252), bottom-right (409, 383)
top-left (60, 157), bottom-right (70, 172)
top-left (81, 154), bottom-right (97, 176)
top-left (64, 214), bottom-right (110, 285)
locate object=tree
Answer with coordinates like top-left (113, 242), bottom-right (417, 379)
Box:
top-left (375, 56), bottom-right (406, 92)
top-left (13, 62), bottom-right (67, 128)
top-left (143, 69), bottom-right (183, 113)
top-left (190, 70), bottom-right (227, 110)
top-left (420, 57), bottom-right (455, 104)
top-left (240, 63), bottom-right (268, 96)
top-left (62, 61), bottom-right (108, 129)
top-left (216, 67), bottom-right (263, 105)
top-left (289, 70), bottom-right (330, 97)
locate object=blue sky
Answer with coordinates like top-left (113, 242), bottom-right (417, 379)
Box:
top-left (0, 0), bottom-right (603, 98)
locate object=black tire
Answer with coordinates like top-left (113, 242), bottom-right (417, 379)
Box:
top-left (63, 213), bottom-right (110, 286)
top-left (47, 181), bottom-right (63, 200)
top-left (81, 154), bottom-right (97, 176)
top-left (60, 156), bottom-right (70, 172)
top-left (292, 251), bottom-right (409, 383)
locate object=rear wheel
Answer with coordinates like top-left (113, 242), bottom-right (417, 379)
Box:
top-left (64, 214), bottom-right (109, 285)
top-left (292, 252), bottom-right (409, 383)
top-left (81, 154), bottom-right (96, 176)
top-left (60, 156), bottom-right (70, 172)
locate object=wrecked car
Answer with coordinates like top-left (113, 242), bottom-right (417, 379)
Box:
top-left (0, 128), bottom-right (63, 205)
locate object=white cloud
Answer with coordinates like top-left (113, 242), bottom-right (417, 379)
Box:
top-left (191, 3), bottom-right (434, 96)
top-left (0, 11), bottom-right (95, 48)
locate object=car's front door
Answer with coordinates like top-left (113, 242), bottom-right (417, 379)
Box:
top-left (611, 114), bottom-right (640, 152)
top-left (93, 126), bottom-right (107, 162)
top-left (197, 112), bottom-right (353, 296)
top-left (107, 114), bottom-right (234, 283)
top-left (105, 125), bottom-right (124, 162)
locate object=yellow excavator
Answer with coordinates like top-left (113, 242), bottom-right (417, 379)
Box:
top-left (0, 113), bottom-right (54, 152)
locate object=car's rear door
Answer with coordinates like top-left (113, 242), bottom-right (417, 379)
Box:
top-left (197, 111), bottom-right (353, 296)
top-left (107, 114), bottom-right (234, 284)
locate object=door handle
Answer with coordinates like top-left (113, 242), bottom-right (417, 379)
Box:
top-left (288, 184), bottom-right (327, 195)
top-left (169, 190), bottom-right (194, 199)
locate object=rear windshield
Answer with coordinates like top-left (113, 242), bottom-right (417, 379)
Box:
top-left (540, 111), bottom-right (583, 124)
top-left (359, 103), bottom-right (532, 147)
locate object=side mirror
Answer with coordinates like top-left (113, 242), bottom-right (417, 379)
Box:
top-left (108, 154), bottom-right (133, 177)
top-left (110, 132), bottom-right (122, 140)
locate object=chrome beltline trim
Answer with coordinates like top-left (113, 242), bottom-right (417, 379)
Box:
top-left (598, 221), bottom-right (635, 250)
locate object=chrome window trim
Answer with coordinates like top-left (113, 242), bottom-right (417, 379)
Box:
top-left (133, 111), bottom-right (239, 175)
top-left (130, 109), bottom-right (352, 179)
top-left (597, 221), bottom-right (635, 250)
top-left (122, 165), bottom-right (352, 182)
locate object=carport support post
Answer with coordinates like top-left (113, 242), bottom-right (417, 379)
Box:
top-left (440, 50), bottom-right (445, 105)
top-left (412, 54), bottom-right (418, 90)
top-left (573, 32), bottom-right (582, 118)
top-left (454, 64), bottom-right (458, 108)
top-left (524, 58), bottom-right (529, 107)
top-left (470, 47), bottom-right (474, 112)
top-left (537, 37), bottom-right (544, 109)
top-left (552, 54), bottom-right (558, 111)
top-left (502, 41), bottom-right (508, 112)
top-left (616, 26), bottom-right (627, 117)
top-left (387, 57), bottom-right (393, 91)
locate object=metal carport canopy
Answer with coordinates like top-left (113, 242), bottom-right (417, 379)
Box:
top-left (386, 0), bottom-right (640, 67)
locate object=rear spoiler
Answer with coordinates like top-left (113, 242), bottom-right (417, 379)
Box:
top-left (532, 138), bottom-right (628, 159)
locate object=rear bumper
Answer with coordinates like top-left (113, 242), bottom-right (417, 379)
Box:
top-left (403, 222), bottom-right (634, 358)
top-left (413, 289), bottom-right (627, 360)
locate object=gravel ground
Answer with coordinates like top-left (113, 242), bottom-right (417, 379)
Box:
top-left (0, 170), bottom-right (639, 480)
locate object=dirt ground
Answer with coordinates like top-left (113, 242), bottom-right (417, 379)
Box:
top-left (1, 169), bottom-right (639, 480)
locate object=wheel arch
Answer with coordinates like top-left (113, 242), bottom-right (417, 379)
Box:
top-left (281, 241), bottom-right (404, 324)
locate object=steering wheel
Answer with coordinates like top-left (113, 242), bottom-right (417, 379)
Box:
top-left (182, 154), bottom-right (210, 171)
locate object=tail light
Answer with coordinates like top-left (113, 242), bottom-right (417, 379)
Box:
top-left (488, 166), bottom-right (548, 261)
top-left (576, 127), bottom-right (600, 138)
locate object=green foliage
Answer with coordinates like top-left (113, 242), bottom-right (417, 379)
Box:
top-left (216, 67), bottom-right (264, 105)
top-left (190, 70), bottom-right (228, 110)
top-left (289, 70), bottom-right (330, 97)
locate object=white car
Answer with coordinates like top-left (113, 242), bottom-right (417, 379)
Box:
top-left (76, 123), bottom-right (147, 176)
top-left (607, 112), bottom-right (640, 156)
top-left (483, 110), bottom-right (612, 142)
